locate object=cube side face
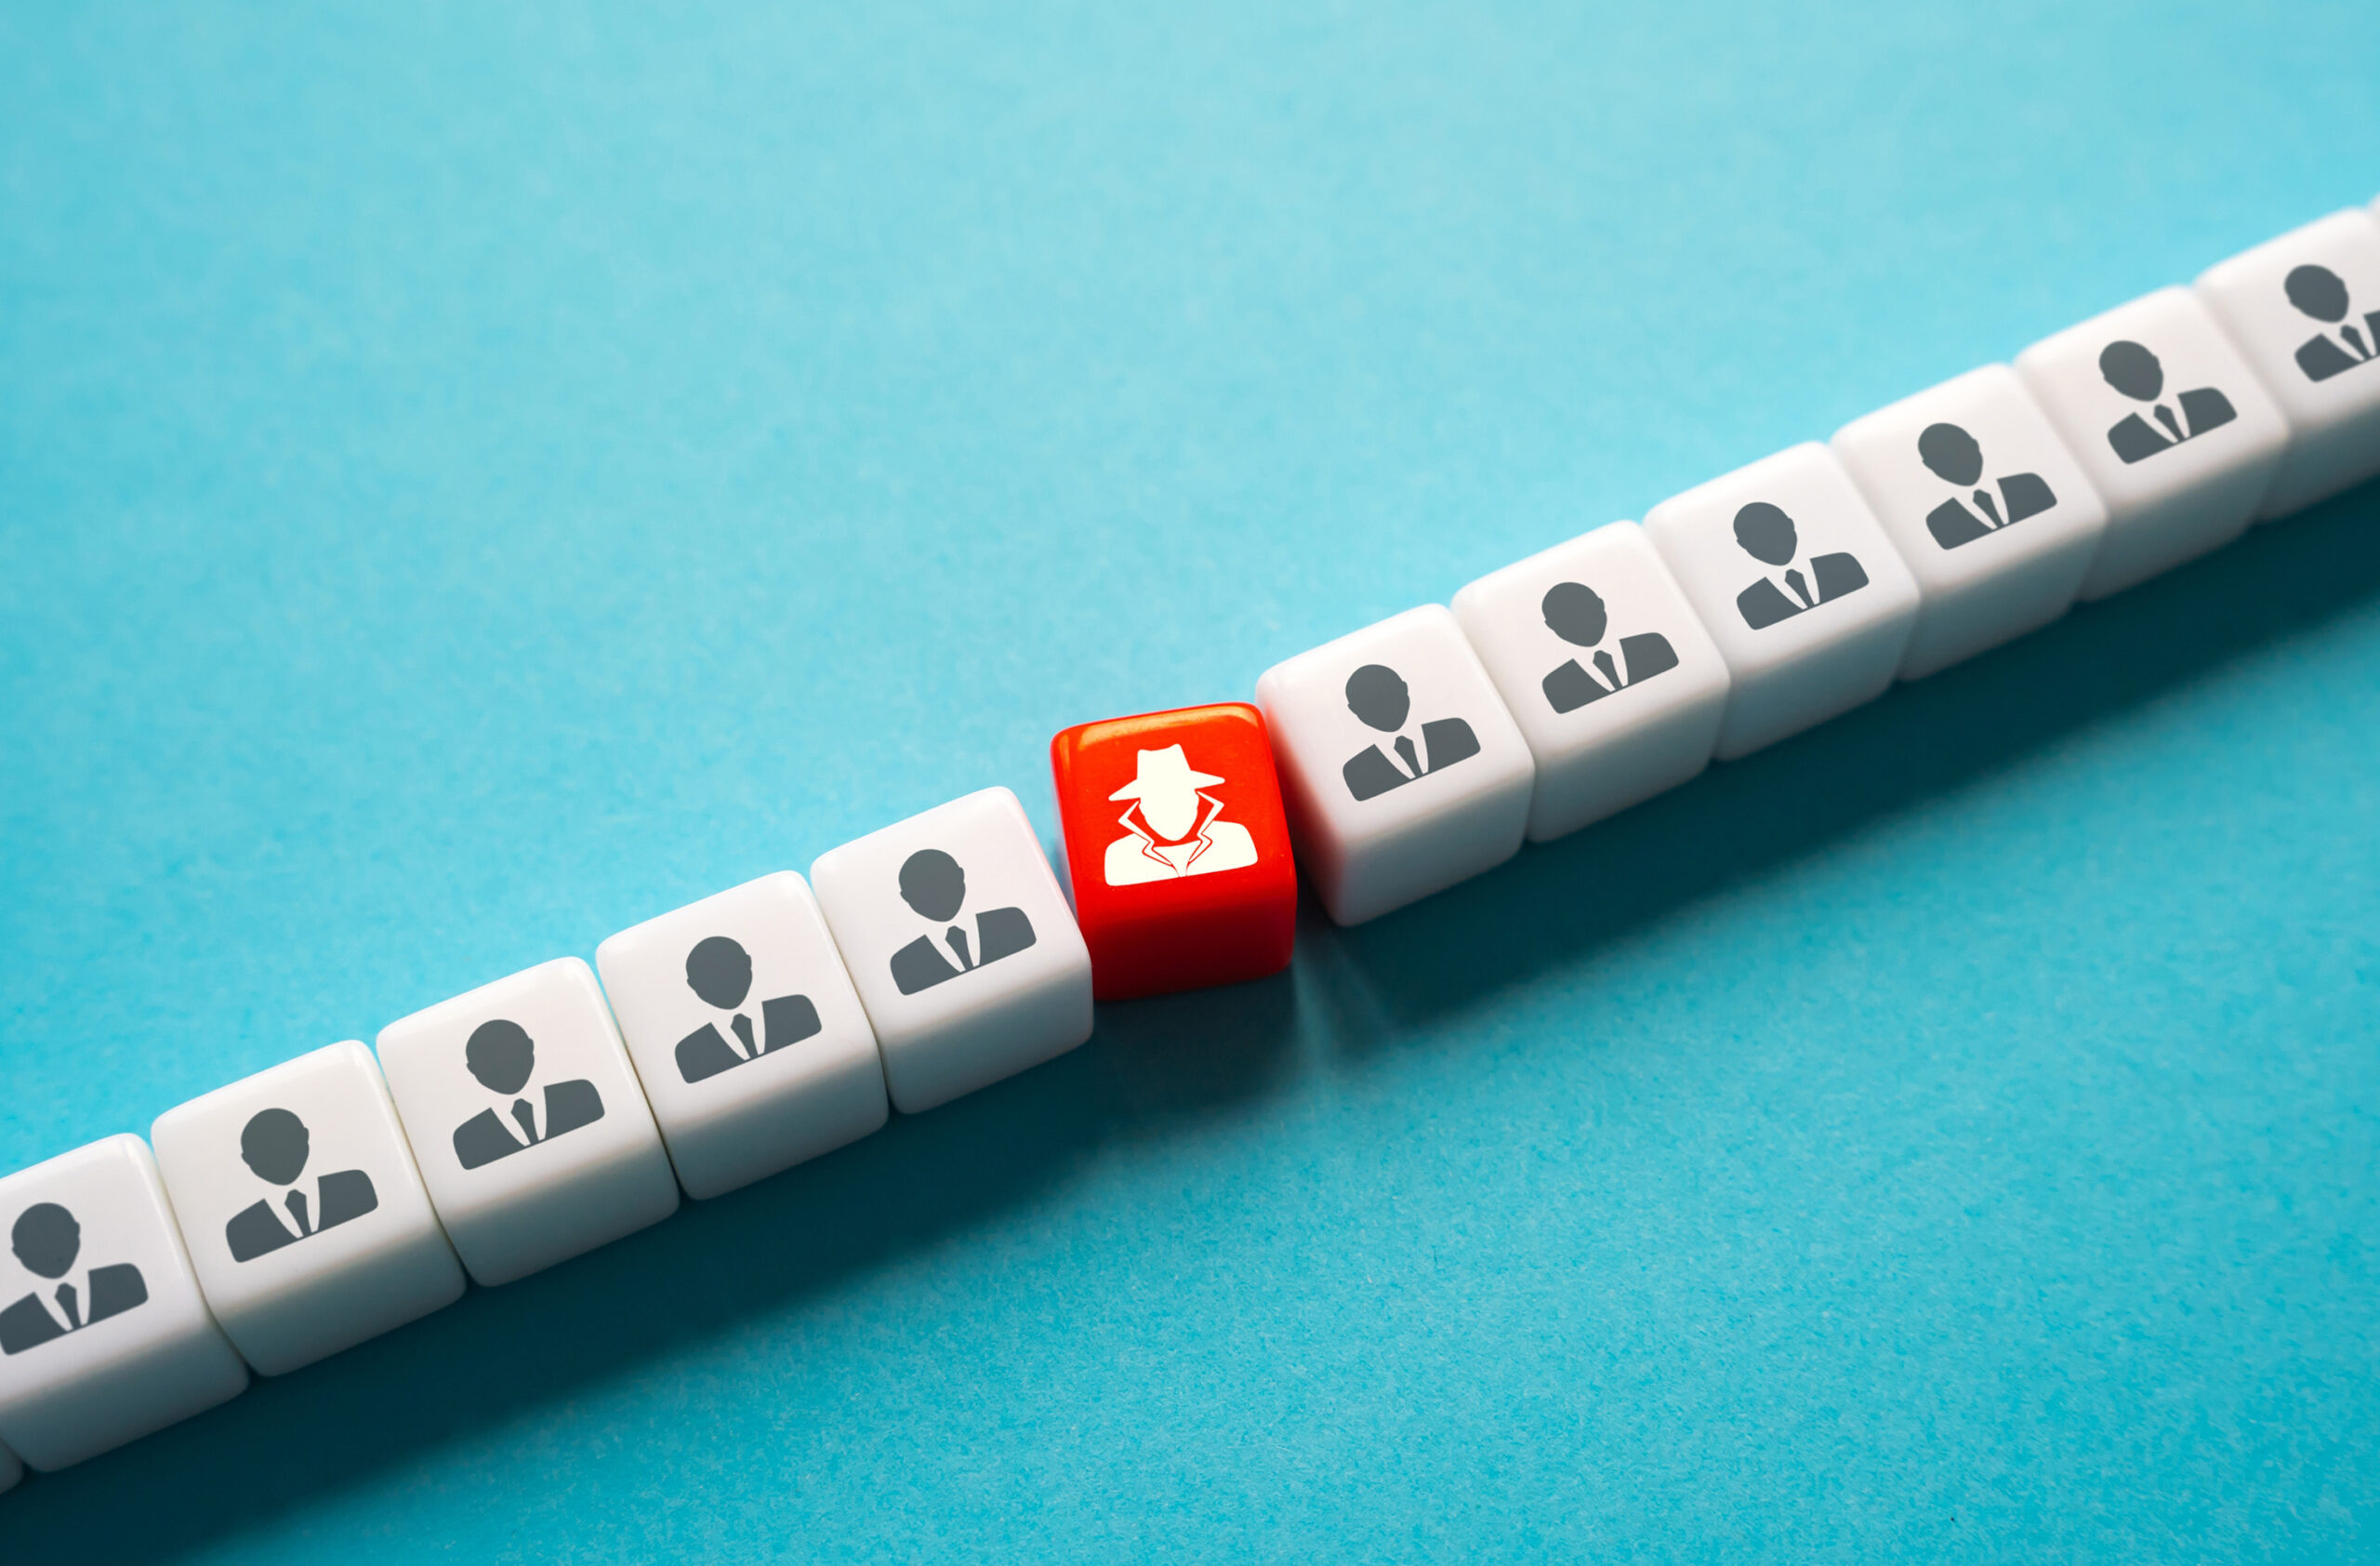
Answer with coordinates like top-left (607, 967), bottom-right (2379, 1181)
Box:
top-left (1450, 520), bottom-right (1732, 842)
top-left (0, 1136), bottom-right (247, 1468)
top-left (375, 958), bottom-right (679, 1285)
top-left (811, 787), bottom-right (1094, 1111)
top-left (2015, 287), bottom-right (2288, 595)
top-left (2194, 209), bottom-right (2380, 516)
top-left (1830, 365), bottom-right (2109, 678)
top-left (596, 871), bottom-right (889, 1199)
top-left (1644, 445), bottom-right (1920, 757)
top-left (1051, 703), bottom-right (1299, 1001)
top-left (150, 1041), bottom-right (464, 1374)
top-left (1254, 606), bottom-right (1535, 925)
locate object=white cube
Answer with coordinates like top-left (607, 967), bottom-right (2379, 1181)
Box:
top-left (597, 872), bottom-right (889, 1199)
top-left (1643, 443), bottom-right (1922, 760)
top-left (2196, 208), bottom-right (2380, 518)
top-left (812, 788), bottom-right (1093, 1114)
top-left (0, 1136), bottom-right (247, 1469)
top-left (1255, 604), bottom-right (1535, 924)
top-left (150, 1042), bottom-right (466, 1375)
top-left (376, 958), bottom-right (680, 1286)
top-left (1831, 365), bottom-right (2109, 679)
top-left (1450, 522), bottom-right (1730, 841)
top-left (2015, 286), bottom-right (2288, 599)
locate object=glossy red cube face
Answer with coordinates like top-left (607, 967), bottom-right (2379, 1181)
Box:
top-left (1050, 703), bottom-right (1298, 1002)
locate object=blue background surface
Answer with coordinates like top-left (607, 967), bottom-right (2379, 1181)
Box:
top-left (3, 3), bottom-right (2378, 1559)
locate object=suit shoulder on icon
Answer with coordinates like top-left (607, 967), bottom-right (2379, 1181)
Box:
top-left (1051, 702), bottom-right (1299, 999)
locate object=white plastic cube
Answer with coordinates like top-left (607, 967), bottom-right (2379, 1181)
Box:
top-left (0, 1136), bottom-right (247, 1469)
top-left (1644, 443), bottom-right (1922, 759)
top-left (597, 872), bottom-right (889, 1199)
top-left (150, 1042), bottom-right (466, 1375)
top-left (1255, 604), bottom-right (1535, 924)
top-left (377, 958), bottom-right (680, 1286)
top-left (1831, 365), bottom-right (2109, 679)
top-left (2196, 209), bottom-right (2380, 518)
top-left (2016, 286), bottom-right (2288, 598)
top-left (812, 788), bottom-right (1093, 1114)
top-left (1450, 522), bottom-right (1730, 841)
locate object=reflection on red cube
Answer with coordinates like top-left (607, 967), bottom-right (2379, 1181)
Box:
top-left (1050, 702), bottom-right (1299, 1002)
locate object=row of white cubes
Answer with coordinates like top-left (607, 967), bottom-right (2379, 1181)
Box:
top-left (1, 199), bottom-right (2376, 1490)
top-left (1267, 204), bottom-right (2380, 922)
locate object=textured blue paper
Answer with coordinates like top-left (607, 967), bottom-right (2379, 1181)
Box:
top-left (2, 3), bottom-right (2378, 1559)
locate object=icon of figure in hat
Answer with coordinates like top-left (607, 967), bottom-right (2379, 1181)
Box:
top-left (1103, 744), bottom-right (1262, 887)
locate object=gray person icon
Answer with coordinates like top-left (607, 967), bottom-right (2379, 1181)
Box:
top-left (1732, 502), bottom-right (1868, 630)
top-left (451, 1019), bottom-right (606, 1171)
top-left (1917, 422), bottom-right (2056, 550)
top-left (888, 849), bottom-right (1037, 996)
top-left (1, 1202), bottom-right (147, 1355)
top-left (1341, 663), bottom-right (1480, 801)
top-left (674, 935), bottom-right (822, 1084)
top-left (223, 1108), bottom-right (378, 1263)
top-left (2101, 339), bottom-right (2235, 463)
top-left (2285, 264), bottom-right (2380, 382)
top-left (1538, 581), bottom-right (1677, 713)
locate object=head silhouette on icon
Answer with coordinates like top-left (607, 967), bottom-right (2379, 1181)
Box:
top-left (685, 935), bottom-right (754, 1011)
top-left (2098, 340), bottom-right (2165, 404)
top-left (2286, 264), bottom-right (2352, 325)
top-left (899, 849), bottom-right (968, 922)
top-left (1108, 744), bottom-right (1223, 843)
top-left (239, 1108), bottom-right (311, 1187)
top-left (11, 1203), bottom-right (79, 1281)
top-left (1733, 502), bottom-right (1799, 565)
top-left (1344, 664), bottom-right (1410, 732)
top-left (465, 1019), bottom-right (536, 1096)
top-left (1540, 582), bottom-right (1609, 647)
top-left (1918, 423), bottom-right (1986, 487)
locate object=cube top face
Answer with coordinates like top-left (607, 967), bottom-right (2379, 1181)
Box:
top-left (375, 957), bottom-right (667, 1228)
top-left (1642, 442), bottom-right (1922, 683)
top-left (1831, 365), bottom-right (2109, 596)
top-left (1450, 521), bottom-right (1731, 769)
top-left (0, 1137), bottom-right (218, 1407)
top-left (2196, 209), bottom-right (2380, 436)
top-left (595, 871), bottom-right (888, 1197)
top-left (2015, 286), bottom-right (2288, 517)
top-left (1050, 703), bottom-right (1299, 1000)
top-left (1253, 605), bottom-right (1535, 854)
top-left (810, 787), bottom-right (1092, 1052)
top-left (150, 1042), bottom-right (451, 1323)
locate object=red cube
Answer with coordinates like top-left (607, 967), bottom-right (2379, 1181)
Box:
top-left (1050, 702), bottom-right (1299, 1002)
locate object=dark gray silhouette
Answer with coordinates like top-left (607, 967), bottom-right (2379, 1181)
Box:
top-left (451, 1019), bottom-right (605, 1171)
top-left (1341, 663), bottom-right (1480, 801)
top-left (224, 1108), bottom-right (377, 1263)
top-left (889, 849), bottom-right (1037, 995)
top-left (2286, 264), bottom-right (2379, 382)
top-left (2100, 339), bottom-right (2235, 463)
top-left (1732, 502), bottom-right (1868, 630)
top-left (674, 935), bottom-right (822, 1083)
top-left (1538, 581), bottom-right (1677, 713)
top-left (1, 1202), bottom-right (147, 1355)
top-left (1917, 422), bottom-right (2056, 549)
